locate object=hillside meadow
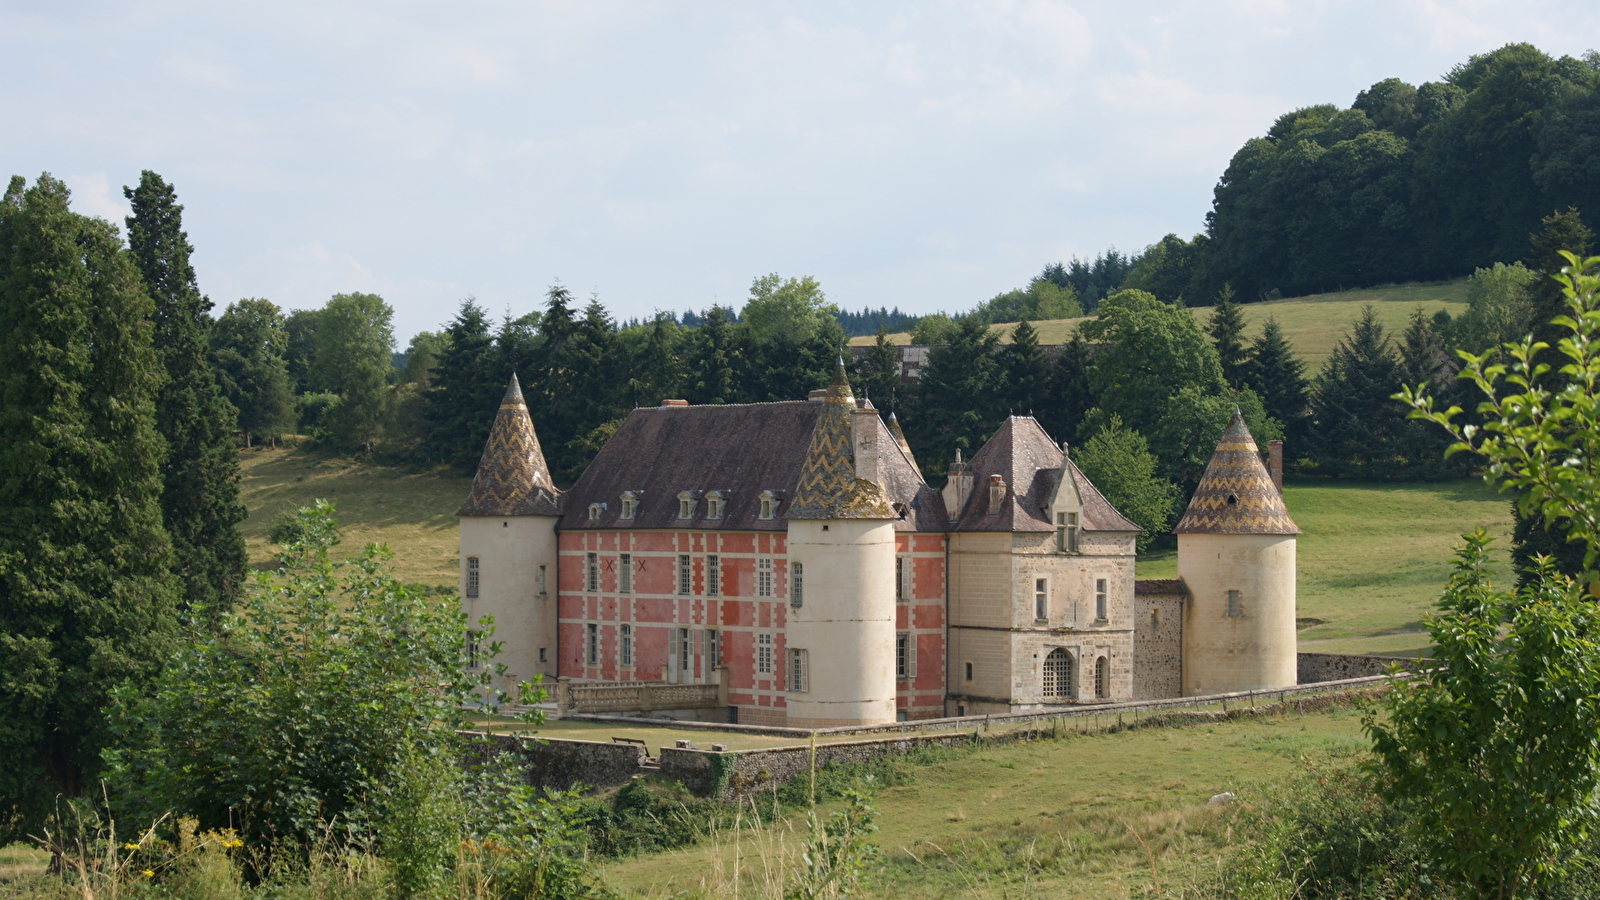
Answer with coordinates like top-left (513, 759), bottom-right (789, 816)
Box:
top-left (849, 279), bottom-right (1472, 372)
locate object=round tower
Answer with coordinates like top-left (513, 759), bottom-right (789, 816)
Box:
top-left (457, 374), bottom-right (563, 697)
top-left (784, 361), bottom-right (899, 728)
top-left (1175, 410), bottom-right (1298, 696)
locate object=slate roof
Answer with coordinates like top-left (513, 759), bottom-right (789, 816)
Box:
top-left (950, 416), bottom-right (1140, 533)
top-left (458, 374), bottom-right (562, 517)
top-left (1173, 409), bottom-right (1299, 535)
top-left (886, 412), bottom-right (920, 477)
top-left (1135, 578), bottom-right (1188, 595)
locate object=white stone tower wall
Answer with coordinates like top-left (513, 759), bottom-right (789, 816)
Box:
top-left (1178, 532), bottom-right (1297, 695)
top-left (785, 519), bottom-right (898, 727)
top-left (460, 515), bottom-right (559, 697)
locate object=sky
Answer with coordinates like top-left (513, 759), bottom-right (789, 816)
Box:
top-left (4, 1), bottom-right (1599, 342)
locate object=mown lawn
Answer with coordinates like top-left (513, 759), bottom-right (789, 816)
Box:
top-left (849, 278), bottom-right (1471, 372)
top-left (1138, 477), bottom-right (1513, 657)
top-left (601, 703), bottom-right (1372, 899)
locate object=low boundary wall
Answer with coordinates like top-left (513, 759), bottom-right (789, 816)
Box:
top-left (1297, 652), bottom-right (1426, 683)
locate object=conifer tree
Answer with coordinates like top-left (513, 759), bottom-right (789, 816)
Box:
top-left (124, 171), bottom-right (247, 620)
top-left (1207, 284), bottom-right (1249, 389)
top-left (1003, 319), bottom-right (1050, 417)
top-left (1042, 332), bottom-right (1093, 445)
top-left (862, 325), bottom-right (900, 414)
top-left (1245, 316), bottom-right (1309, 448)
top-left (685, 305), bottom-right (740, 405)
top-left (421, 300), bottom-right (500, 470)
top-left (625, 312), bottom-right (685, 409)
top-left (1525, 208), bottom-right (1593, 380)
top-left (906, 316), bottom-right (1006, 471)
top-left (210, 298), bottom-right (294, 447)
top-left (0, 175), bottom-right (178, 840)
top-left (1308, 306), bottom-right (1406, 474)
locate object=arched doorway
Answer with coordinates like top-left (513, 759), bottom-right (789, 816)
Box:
top-left (1043, 647), bottom-right (1073, 699)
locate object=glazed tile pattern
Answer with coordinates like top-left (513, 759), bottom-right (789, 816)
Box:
top-left (788, 362), bottom-right (896, 520)
top-left (1173, 409), bottom-right (1298, 535)
top-left (457, 374), bottom-right (563, 517)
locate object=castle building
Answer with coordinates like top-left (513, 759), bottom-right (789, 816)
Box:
top-left (458, 364), bottom-right (1298, 726)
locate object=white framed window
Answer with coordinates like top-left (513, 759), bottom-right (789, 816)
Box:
top-left (466, 630), bottom-right (481, 669)
top-left (678, 492), bottom-right (696, 519)
top-left (707, 492), bottom-right (725, 520)
top-left (757, 558), bottom-right (773, 597)
top-left (704, 629), bottom-right (720, 670)
top-left (1043, 648), bottom-right (1072, 699)
top-left (586, 553), bottom-right (598, 593)
top-left (757, 632), bottom-right (773, 674)
top-left (1095, 655), bottom-right (1109, 698)
top-left (789, 648), bottom-right (809, 692)
top-left (620, 624), bottom-right (633, 667)
top-left (620, 492), bottom-right (637, 519)
top-left (1095, 578), bottom-right (1108, 621)
top-left (896, 557), bottom-right (907, 602)
top-left (586, 623), bottom-right (598, 666)
top-left (679, 627), bottom-right (691, 674)
top-left (1227, 589), bottom-right (1241, 617)
top-left (706, 555), bottom-right (720, 596)
top-left (619, 554), bottom-right (632, 593)
top-left (678, 554), bottom-right (692, 595)
top-left (759, 490), bottom-right (778, 520)
top-left (790, 562), bottom-right (804, 608)
top-left (896, 633), bottom-right (917, 680)
top-left (1034, 577), bottom-right (1048, 621)
top-left (588, 502), bottom-right (604, 521)
top-left (1057, 511), bottom-right (1079, 552)
top-left (466, 557), bottom-right (480, 598)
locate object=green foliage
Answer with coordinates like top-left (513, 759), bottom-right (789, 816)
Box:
top-left (1001, 319), bottom-right (1049, 417)
top-left (399, 329), bottom-right (445, 387)
top-left (684, 305), bottom-right (740, 405)
top-left (787, 789), bottom-right (882, 900)
top-left (743, 274), bottom-right (838, 346)
top-left (1450, 261), bottom-right (1537, 355)
top-left (421, 300), bottom-right (503, 471)
top-left (1071, 417), bottom-right (1176, 552)
top-left (905, 316), bottom-right (1006, 471)
top-left (282, 308), bottom-right (321, 395)
top-left (309, 292), bottom-right (395, 452)
top-left (861, 327), bottom-right (900, 413)
top-left (458, 750), bottom-right (614, 900)
top-left (101, 501), bottom-right (503, 856)
top-left (210, 298), bottom-right (295, 446)
top-left (0, 174), bottom-right (179, 843)
top-left (1309, 306), bottom-right (1422, 476)
top-left (908, 312), bottom-right (957, 345)
top-left (969, 278), bottom-right (1082, 325)
top-left (1244, 316), bottom-right (1309, 450)
top-left (125, 170), bottom-right (248, 624)
top-left (1207, 285), bottom-right (1248, 388)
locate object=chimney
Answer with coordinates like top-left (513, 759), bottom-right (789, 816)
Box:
top-left (1268, 440), bottom-right (1284, 491)
top-left (941, 449), bottom-right (973, 520)
top-left (660, 399), bottom-right (688, 407)
top-left (851, 408), bottom-right (880, 484)
top-left (987, 474), bottom-right (1006, 516)
top-left (807, 389), bottom-right (828, 402)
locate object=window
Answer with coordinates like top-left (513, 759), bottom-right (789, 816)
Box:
top-left (1056, 511), bottom-right (1079, 552)
top-left (537, 565), bottom-right (546, 594)
top-left (1034, 577), bottom-right (1048, 621)
top-left (791, 562), bottom-right (804, 608)
top-left (1043, 648), bottom-right (1072, 699)
top-left (964, 661), bottom-right (973, 682)
top-left (707, 492), bottom-right (724, 520)
top-left (539, 647), bottom-right (547, 663)
top-left (466, 557), bottom-right (480, 598)
top-left (620, 624), bottom-right (633, 667)
top-left (679, 627), bottom-right (691, 674)
top-left (1227, 589), bottom-right (1241, 617)
top-left (759, 491), bottom-right (777, 520)
top-left (1150, 607), bottom-right (1161, 627)
top-left (1094, 655), bottom-right (1109, 698)
top-left (620, 493), bottom-right (637, 519)
top-left (706, 555), bottom-right (720, 595)
top-left (588, 503), bottom-right (604, 521)
top-left (678, 554), bottom-right (692, 595)
top-left (586, 553), bottom-right (598, 592)
top-left (789, 649), bottom-right (809, 692)
top-left (466, 630), bottom-right (481, 669)
top-left (586, 623), bottom-right (598, 666)
top-left (896, 557), bottom-right (907, 602)
top-left (1095, 578), bottom-right (1108, 621)
top-left (678, 492), bottom-right (696, 519)
top-left (757, 558), bottom-right (773, 597)
top-left (619, 554), bottom-right (632, 593)
top-left (896, 633), bottom-right (916, 680)
top-left (704, 629), bottom-right (720, 669)
top-left (757, 633), bottom-right (773, 674)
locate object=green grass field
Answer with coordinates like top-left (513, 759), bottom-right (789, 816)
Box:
top-left (1138, 477), bottom-right (1513, 657)
top-left (601, 704), bottom-right (1371, 899)
top-left (848, 279), bottom-right (1471, 372)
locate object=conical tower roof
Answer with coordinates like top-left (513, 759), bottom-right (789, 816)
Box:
top-left (457, 374), bottom-right (562, 517)
top-left (787, 360), bottom-right (895, 519)
top-left (885, 411), bottom-right (920, 477)
top-left (1173, 409), bottom-right (1298, 535)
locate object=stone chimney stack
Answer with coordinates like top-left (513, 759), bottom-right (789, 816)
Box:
top-left (942, 449), bottom-right (973, 520)
top-left (987, 474), bottom-right (1006, 516)
top-left (1268, 440), bottom-right (1284, 491)
top-left (852, 407), bottom-right (881, 485)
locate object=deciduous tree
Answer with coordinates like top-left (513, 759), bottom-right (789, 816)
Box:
top-left (210, 298), bottom-right (295, 446)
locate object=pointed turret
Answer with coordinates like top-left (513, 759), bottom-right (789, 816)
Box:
top-left (1173, 409), bottom-right (1297, 535)
top-left (788, 361), bottom-right (895, 519)
top-left (458, 374), bottom-right (562, 517)
top-left (885, 411), bottom-right (920, 476)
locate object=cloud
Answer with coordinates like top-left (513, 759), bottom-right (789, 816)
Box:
top-left (65, 173), bottom-right (129, 224)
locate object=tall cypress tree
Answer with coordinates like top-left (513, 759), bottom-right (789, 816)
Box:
top-left (1004, 319), bottom-right (1051, 418)
top-left (1042, 332), bottom-right (1093, 445)
top-left (421, 299), bottom-right (500, 470)
top-left (124, 171), bottom-right (246, 621)
top-left (0, 175), bottom-right (179, 840)
top-left (1245, 316), bottom-right (1310, 450)
top-left (1207, 285), bottom-right (1249, 389)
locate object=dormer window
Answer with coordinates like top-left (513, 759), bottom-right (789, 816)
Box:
top-left (677, 491), bottom-right (696, 519)
top-left (759, 490), bottom-right (778, 520)
top-left (619, 492), bottom-right (639, 519)
top-left (706, 491), bottom-right (725, 520)
top-left (588, 502), bottom-right (606, 522)
top-left (1056, 511), bottom-right (1079, 553)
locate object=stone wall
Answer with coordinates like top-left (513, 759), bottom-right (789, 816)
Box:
top-left (458, 732), bottom-right (645, 793)
top-left (1297, 652), bottom-right (1422, 684)
top-left (1133, 593), bottom-right (1183, 699)
top-left (658, 732), bottom-right (981, 799)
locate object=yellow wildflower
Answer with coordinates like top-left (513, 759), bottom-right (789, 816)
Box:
top-left (142, 870), bottom-right (155, 878)
top-left (123, 842), bottom-right (140, 850)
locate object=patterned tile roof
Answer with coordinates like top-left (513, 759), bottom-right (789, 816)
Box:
top-left (787, 361), bottom-right (896, 520)
top-left (951, 416), bottom-right (1140, 533)
top-left (458, 374), bottom-right (562, 517)
top-left (1173, 409), bottom-right (1299, 535)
